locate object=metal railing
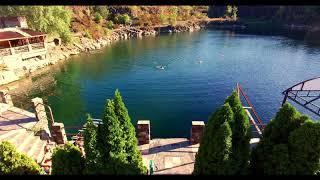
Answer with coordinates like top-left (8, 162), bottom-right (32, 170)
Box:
top-left (236, 83), bottom-right (265, 138)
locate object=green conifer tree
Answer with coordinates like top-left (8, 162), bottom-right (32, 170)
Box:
top-left (83, 114), bottom-right (102, 174)
top-left (97, 99), bottom-right (127, 174)
top-left (113, 90), bottom-right (147, 174)
top-left (193, 103), bottom-right (233, 175)
top-left (225, 91), bottom-right (251, 174)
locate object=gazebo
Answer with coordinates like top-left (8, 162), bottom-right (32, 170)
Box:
top-left (282, 76), bottom-right (320, 117)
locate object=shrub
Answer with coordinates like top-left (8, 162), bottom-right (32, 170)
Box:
top-left (94, 12), bottom-right (103, 23)
top-left (51, 143), bottom-right (85, 175)
top-left (106, 20), bottom-right (114, 29)
top-left (0, 141), bottom-right (42, 175)
top-left (84, 30), bottom-right (92, 39)
top-left (114, 13), bottom-right (131, 25)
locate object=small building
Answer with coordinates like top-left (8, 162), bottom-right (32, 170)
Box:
top-left (0, 17), bottom-right (47, 67)
top-left (0, 16), bottom-right (28, 29)
top-left (0, 28), bottom-right (47, 60)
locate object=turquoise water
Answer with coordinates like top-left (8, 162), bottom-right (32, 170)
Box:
top-left (28, 29), bottom-right (320, 138)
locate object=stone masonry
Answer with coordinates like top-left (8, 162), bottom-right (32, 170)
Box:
top-left (190, 121), bottom-right (205, 145)
top-left (51, 122), bottom-right (67, 145)
top-left (137, 120), bottom-right (151, 145)
top-left (0, 89), bottom-right (13, 106)
top-left (31, 97), bottom-right (51, 139)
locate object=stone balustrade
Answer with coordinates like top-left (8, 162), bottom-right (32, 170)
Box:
top-left (0, 89), bottom-right (13, 106)
top-left (137, 120), bottom-right (151, 145)
top-left (190, 121), bottom-right (205, 145)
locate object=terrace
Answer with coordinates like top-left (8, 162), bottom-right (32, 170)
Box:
top-left (0, 27), bottom-right (47, 60)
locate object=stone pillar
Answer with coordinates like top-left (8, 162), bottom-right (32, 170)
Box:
top-left (51, 122), bottom-right (68, 145)
top-left (190, 121), bottom-right (205, 145)
top-left (32, 97), bottom-right (50, 139)
top-left (137, 120), bottom-right (150, 145)
top-left (0, 90), bottom-right (13, 106)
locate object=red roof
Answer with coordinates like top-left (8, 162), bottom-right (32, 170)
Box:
top-left (0, 31), bottom-right (24, 40)
top-left (0, 29), bottom-right (45, 41)
top-left (20, 28), bottom-right (45, 36)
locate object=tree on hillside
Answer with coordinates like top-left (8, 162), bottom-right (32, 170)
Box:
top-left (193, 103), bottom-right (233, 175)
top-left (92, 6), bottom-right (109, 18)
top-left (224, 91), bottom-right (251, 174)
top-left (0, 6), bottom-right (73, 43)
top-left (0, 141), bottom-right (42, 175)
top-left (250, 103), bottom-right (317, 175)
top-left (51, 143), bottom-right (85, 175)
top-left (113, 90), bottom-right (147, 174)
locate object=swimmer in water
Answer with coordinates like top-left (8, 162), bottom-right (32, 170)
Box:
top-left (156, 65), bottom-right (165, 70)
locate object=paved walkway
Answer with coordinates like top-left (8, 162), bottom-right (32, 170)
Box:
top-left (139, 138), bottom-right (199, 174)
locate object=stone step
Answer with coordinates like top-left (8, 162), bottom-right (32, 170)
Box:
top-left (16, 131), bottom-right (37, 153)
top-left (35, 140), bottom-right (47, 164)
top-left (11, 129), bottom-right (32, 147)
top-left (27, 136), bottom-right (47, 163)
top-left (0, 128), bottom-right (26, 141)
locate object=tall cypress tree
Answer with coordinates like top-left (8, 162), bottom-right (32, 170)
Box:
top-left (225, 91), bottom-right (251, 174)
top-left (83, 114), bottom-right (102, 174)
top-left (113, 90), bottom-right (147, 174)
top-left (98, 99), bottom-right (127, 174)
top-left (193, 103), bottom-right (233, 175)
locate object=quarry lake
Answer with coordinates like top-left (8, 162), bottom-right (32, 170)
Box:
top-left (19, 29), bottom-right (320, 138)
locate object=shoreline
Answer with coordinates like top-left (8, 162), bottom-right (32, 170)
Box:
top-left (1, 18), bottom-right (319, 90)
top-left (0, 18), bottom-right (239, 88)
